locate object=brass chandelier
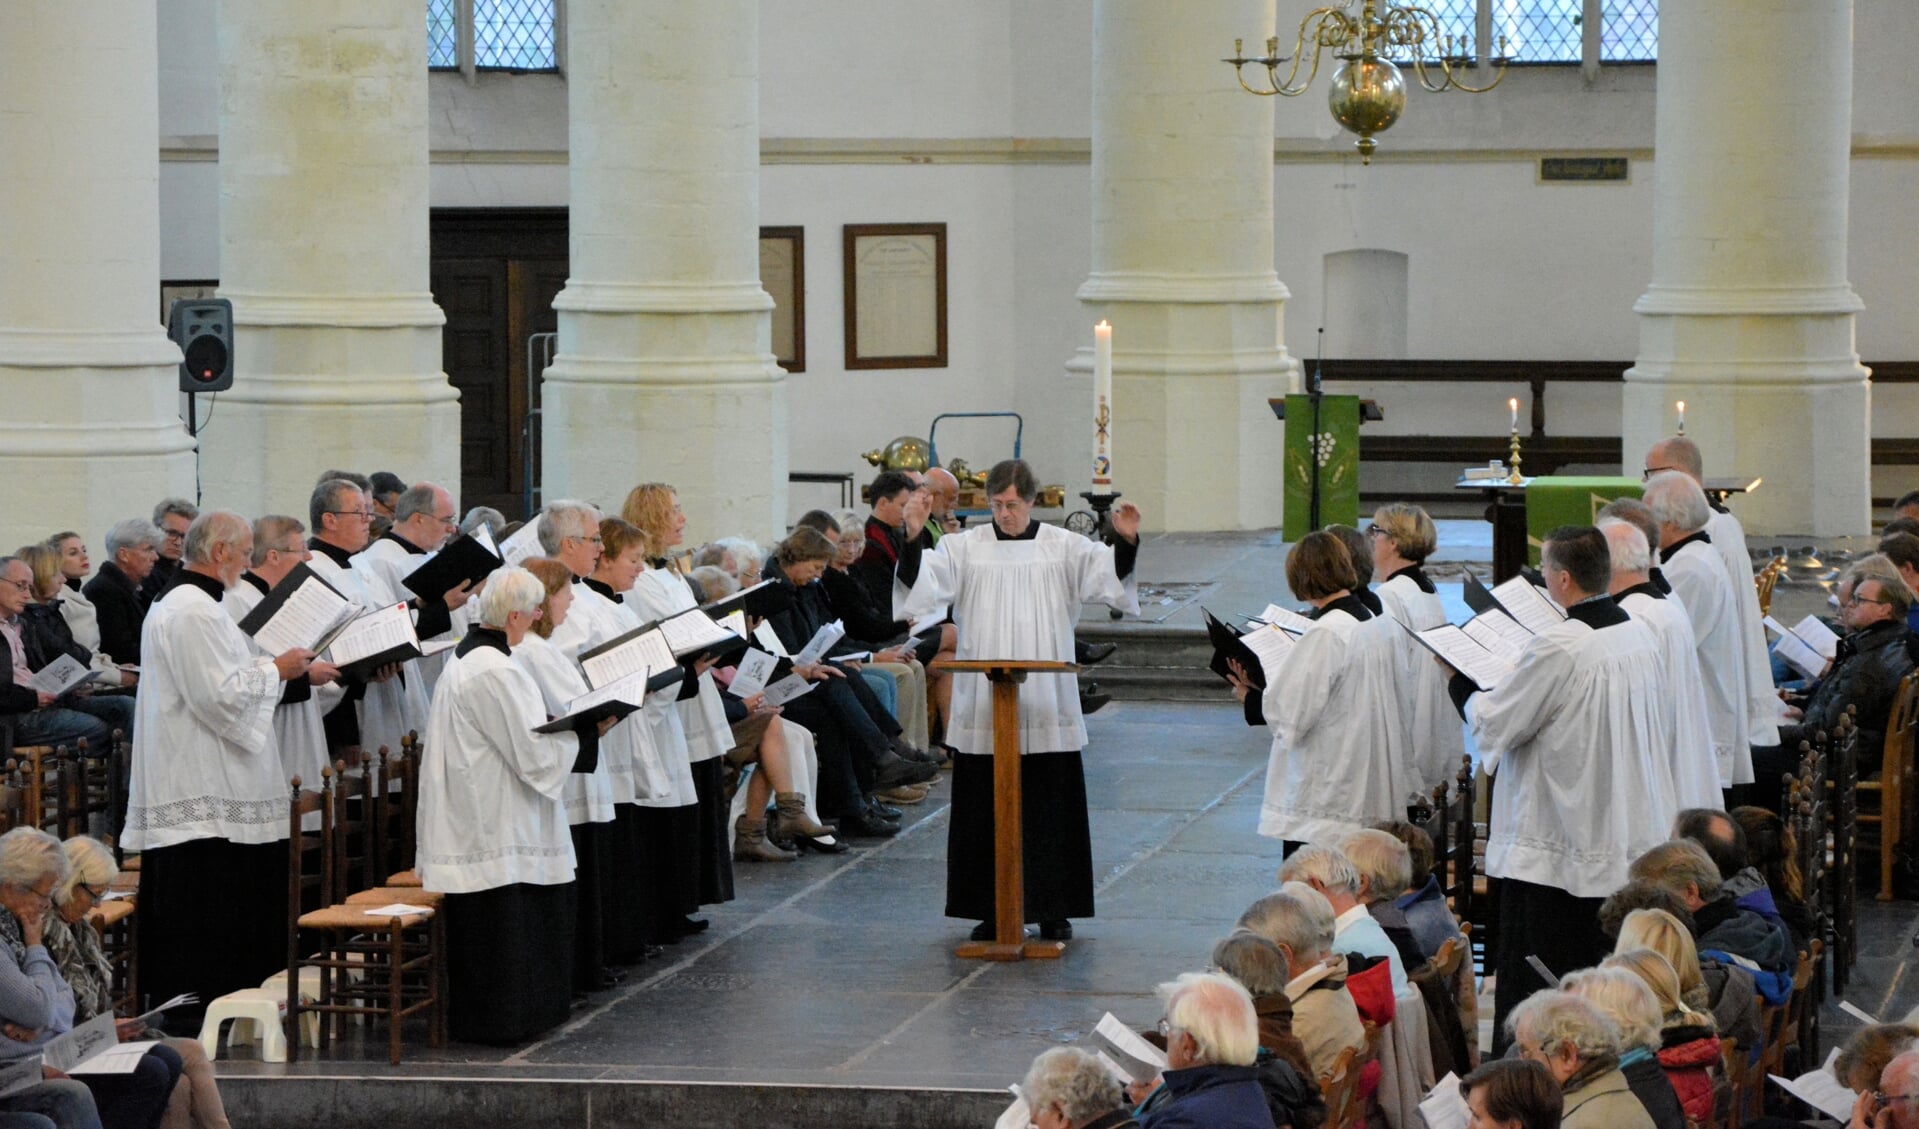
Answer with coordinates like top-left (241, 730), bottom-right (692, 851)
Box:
top-left (1226, 0), bottom-right (1509, 164)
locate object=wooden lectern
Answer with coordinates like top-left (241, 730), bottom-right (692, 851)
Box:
top-left (944, 658), bottom-right (1080, 962)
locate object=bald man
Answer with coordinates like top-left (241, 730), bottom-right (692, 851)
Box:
top-left (925, 466), bottom-right (962, 538)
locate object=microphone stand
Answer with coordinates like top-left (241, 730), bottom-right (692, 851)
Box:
top-left (1308, 327), bottom-right (1325, 533)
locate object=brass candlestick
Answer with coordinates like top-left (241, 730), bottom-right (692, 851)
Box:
top-left (1506, 426), bottom-right (1525, 485)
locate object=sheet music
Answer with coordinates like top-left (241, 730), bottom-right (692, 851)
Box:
top-left (1418, 1074), bottom-right (1467, 1129)
top-left (580, 627), bottom-right (675, 690)
top-left (561, 669), bottom-right (649, 716)
top-left (717, 610), bottom-right (749, 641)
top-left (472, 523), bottom-right (498, 558)
top-left (27, 654), bottom-right (96, 697)
top-left (1771, 1049), bottom-right (1854, 1122)
top-left (1416, 624), bottom-right (1516, 691)
top-left (909, 604), bottom-right (950, 636)
top-left (761, 673), bottom-right (816, 706)
top-left (1462, 612), bottom-right (1530, 667)
top-left (1766, 621), bottom-right (1827, 682)
top-left (793, 620), bottom-right (846, 666)
top-left (1257, 604), bottom-right (1316, 635)
top-left (1492, 576), bottom-right (1565, 634)
top-left (659, 609), bottom-right (735, 655)
top-left (1084, 1012), bottom-right (1167, 1084)
top-left (1791, 615), bottom-right (1840, 661)
top-left (251, 573), bottom-right (356, 656)
top-left (753, 621), bottom-right (790, 658)
top-left (1240, 624), bottom-right (1296, 685)
top-left (728, 648), bottom-right (779, 698)
top-left (327, 603), bottom-right (417, 667)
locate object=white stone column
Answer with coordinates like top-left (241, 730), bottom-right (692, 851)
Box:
top-left (1622, 0), bottom-right (1867, 536)
top-left (1070, 0), bottom-right (1299, 532)
top-left (200, 0), bottom-right (459, 514)
top-left (541, 0), bottom-right (786, 542)
top-left (0, 1), bottom-right (197, 540)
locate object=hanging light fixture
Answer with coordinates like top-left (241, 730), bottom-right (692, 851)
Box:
top-left (1226, 0), bottom-right (1509, 164)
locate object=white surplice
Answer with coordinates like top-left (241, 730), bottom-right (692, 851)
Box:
top-left (1258, 608), bottom-right (1414, 844)
top-left (223, 579), bottom-right (346, 793)
top-left (1662, 537), bottom-right (1754, 786)
top-left (1467, 610), bottom-right (1674, 898)
top-left (123, 580), bottom-right (285, 851)
top-left (417, 640), bottom-right (576, 894)
top-left (511, 630), bottom-right (618, 827)
top-left (1375, 573), bottom-right (1467, 792)
top-left (895, 523), bottom-right (1138, 756)
top-left (1618, 588), bottom-right (1724, 810)
top-left (349, 536), bottom-right (444, 756)
top-left (624, 569), bottom-right (730, 764)
top-left (557, 582), bottom-right (684, 806)
top-left (1708, 507), bottom-right (1783, 748)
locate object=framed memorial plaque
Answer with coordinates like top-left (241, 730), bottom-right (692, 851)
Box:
top-left (842, 223), bottom-right (947, 370)
top-left (759, 227), bottom-right (805, 373)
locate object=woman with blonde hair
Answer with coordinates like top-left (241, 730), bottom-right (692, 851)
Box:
top-left (1368, 503), bottom-right (1464, 792)
top-left (1614, 908), bottom-right (1760, 1054)
top-left (1603, 950), bottom-right (1721, 1125)
top-left (1562, 966), bottom-right (1684, 1129)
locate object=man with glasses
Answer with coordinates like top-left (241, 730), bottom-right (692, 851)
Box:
top-left (0, 557), bottom-right (115, 753)
top-left (1750, 556), bottom-right (1916, 796)
top-left (352, 482), bottom-right (474, 754)
top-left (137, 497), bottom-right (199, 606)
top-left (306, 476), bottom-right (393, 758)
top-left (1852, 1051), bottom-right (1919, 1129)
top-left (84, 518), bottom-right (163, 666)
top-left (222, 515), bottom-right (342, 790)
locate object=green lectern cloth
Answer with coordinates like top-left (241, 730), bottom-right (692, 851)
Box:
top-left (1523, 476), bottom-right (1643, 566)
top-left (1282, 394), bottom-right (1361, 541)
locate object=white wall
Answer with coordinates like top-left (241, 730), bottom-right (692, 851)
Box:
top-left (151, 0), bottom-right (1919, 525)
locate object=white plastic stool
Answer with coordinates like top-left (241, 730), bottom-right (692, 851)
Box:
top-left (198, 988), bottom-right (290, 1063)
top-left (258, 971), bottom-right (328, 1041)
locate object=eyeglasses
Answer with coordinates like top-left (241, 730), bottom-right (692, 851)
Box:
top-left (80, 884), bottom-right (107, 902)
top-left (1641, 465), bottom-right (1680, 481)
top-left (434, 514), bottom-right (459, 529)
top-left (1879, 1093), bottom-right (1919, 1108)
top-left (1847, 595), bottom-right (1891, 608)
top-left (325, 509), bottom-right (373, 520)
top-left (1156, 1018), bottom-right (1178, 1038)
top-left (0, 577), bottom-right (32, 594)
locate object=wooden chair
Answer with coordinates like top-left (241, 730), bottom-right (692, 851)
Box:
top-left (1319, 1044), bottom-right (1363, 1129)
top-left (1720, 1035), bottom-right (1759, 1128)
top-left (380, 735), bottom-right (424, 888)
top-left (1858, 672), bottom-right (1918, 901)
top-left (284, 770), bottom-right (444, 1065)
top-left (1828, 711), bottom-right (1860, 990)
top-left (86, 897), bottom-right (137, 1016)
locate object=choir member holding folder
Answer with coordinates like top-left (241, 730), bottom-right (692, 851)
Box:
top-left (1368, 504), bottom-right (1467, 793)
top-left (418, 567), bottom-right (607, 1044)
top-left (351, 483), bottom-right (473, 758)
top-left (223, 516), bottom-right (344, 792)
top-left (1235, 532), bottom-right (1412, 857)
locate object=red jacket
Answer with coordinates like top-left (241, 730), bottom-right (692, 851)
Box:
top-left (1656, 1028), bottom-right (1723, 1125)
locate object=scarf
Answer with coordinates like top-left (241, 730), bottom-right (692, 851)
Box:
top-left (43, 917), bottom-right (112, 1023)
top-left (1562, 1052), bottom-right (1621, 1096)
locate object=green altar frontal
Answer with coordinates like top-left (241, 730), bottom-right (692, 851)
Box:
top-left (1524, 476), bottom-right (1643, 566)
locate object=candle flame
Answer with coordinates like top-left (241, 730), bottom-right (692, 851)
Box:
top-left (1508, 397), bottom-right (1517, 411)
top-left (1096, 320), bottom-right (1111, 330)
top-left (1676, 400), bottom-right (1686, 413)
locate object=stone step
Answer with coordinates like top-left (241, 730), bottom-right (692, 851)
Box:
top-left (1076, 622), bottom-right (1217, 702)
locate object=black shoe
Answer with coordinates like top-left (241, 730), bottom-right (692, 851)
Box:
top-left (873, 754), bottom-right (939, 789)
top-left (866, 799), bottom-right (902, 820)
top-left (797, 833), bottom-right (851, 854)
top-left (675, 916), bottom-right (710, 938)
top-left (840, 811), bottom-right (900, 838)
top-left (1081, 642), bottom-right (1119, 665)
top-left (597, 969), bottom-right (626, 989)
top-left (890, 738), bottom-right (939, 765)
top-left (1039, 919), bottom-right (1073, 941)
top-left (641, 944), bottom-right (667, 960)
top-left (1080, 688), bottom-right (1113, 715)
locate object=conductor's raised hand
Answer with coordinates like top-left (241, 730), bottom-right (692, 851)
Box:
top-left (274, 648), bottom-right (316, 681)
top-left (904, 489), bottom-right (931, 538)
top-left (1111, 502), bottom-right (1142, 542)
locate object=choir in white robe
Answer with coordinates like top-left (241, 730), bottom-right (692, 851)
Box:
top-left (124, 572), bottom-right (290, 1006)
top-left (512, 631), bottom-right (619, 828)
top-left (223, 576), bottom-right (345, 792)
top-left (1707, 506), bottom-right (1782, 749)
top-left (350, 534), bottom-right (447, 755)
top-left (1258, 600), bottom-right (1414, 845)
top-left (556, 582), bottom-right (683, 806)
top-left (624, 569), bottom-right (731, 765)
top-left (1375, 570), bottom-right (1467, 791)
top-left (1662, 535), bottom-right (1753, 787)
top-left (897, 523), bottom-right (1139, 755)
top-left (1617, 585), bottom-right (1724, 810)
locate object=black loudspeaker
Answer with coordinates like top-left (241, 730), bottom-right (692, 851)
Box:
top-left (168, 298), bottom-right (234, 393)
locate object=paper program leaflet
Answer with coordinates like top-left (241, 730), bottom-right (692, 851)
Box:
top-left (46, 1013), bottom-right (158, 1075)
top-left (761, 674), bottom-right (815, 706)
top-left (728, 648), bottom-right (780, 699)
top-left (26, 655), bottom-right (104, 698)
top-left (1770, 1048), bottom-right (1853, 1122)
top-left (1084, 1012), bottom-right (1166, 1084)
top-left (792, 620), bottom-right (847, 666)
top-left (1765, 614), bottom-right (1841, 681)
top-left (1418, 1074), bottom-right (1467, 1129)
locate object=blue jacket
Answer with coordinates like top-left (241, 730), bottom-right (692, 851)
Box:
top-left (1139, 1063), bottom-right (1275, 1129)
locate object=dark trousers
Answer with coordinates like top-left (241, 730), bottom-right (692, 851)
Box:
top-left (946, 751), bottom-right (1095, 924)
top-left (1489, 877), bottom-right (1608, 1055)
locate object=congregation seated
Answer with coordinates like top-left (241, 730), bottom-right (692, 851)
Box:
top-left (1136, 972), bottom-right (1275, 1129)
top-left (1610, 906), bottom-right (1762, 1055)
top-left (1507, 991), bottom-right (1654, 1129)
top-left (1373, 819), bottom-right (1464, 961)
top-left (83, 520), bottom-right (160, 667)
top-left (1209, 931), bottom-right (1316, 1083)
top-left (0, 556), bottom-right (118, 756)
top-left (1277, 844), bottom-right (1408, 995)
top-left (22, 543), bottom-right (134, 699)
top-left (1234, 887), bottom-right (1365, 1078)
top-left (1338, 829), bottom-right (1426, 974)
top-left (1675, 806), bottom-right (1813, 949)
top-left (1850, 1051), bottom-right (1919, 1129)
top-left (1628, 840), bottom-right (1794, 983)
top-left (1602, 949), bottom-right (1722, 1126)
top-left (137, 499), bottom-right (197, 607)
top-left (1457, 1059), bottom-right (1564, 1129)
top-left (1560, 966), bottom-right (1686, 1129)
top-left (1834, 1024), bottom-right (1919, 1094)
top-left (1020, 1046), bottom-right (1138, 1129)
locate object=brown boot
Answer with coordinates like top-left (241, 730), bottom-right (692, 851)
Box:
top-left (772, 792), bottom-right (834, 840)
top-left (733, 819), bottom-right (797, 862)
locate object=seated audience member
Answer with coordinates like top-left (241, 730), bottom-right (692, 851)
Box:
top-left (138, 499), bottom-right (198, 606)
top-left (1877, 533), bottom-right (1919, 633)
top-left (15, 545), bottom-right (136, 747)
top-left (1277, 844), bottom-right (1407, 994)
top-left (1210, 931), bottom-right (1315, 1082)
top-left (0, 828), bottom-right (179, 1129)
top-left (1457, 1059), bottom-right (1564, 1129)
top-left (1020, 1047), bottom-right (1137, 1129)
top-left (924, 467), bottom-right (963, 536)
top-left (1374, 819), bottom-right (1463, 960)
top-left (419, 567), bottom-right (591, 1044)
top-left (1338, 829), bottom-right (1425, 972)
top-left (84, 520), bottom-right (161, 666)
top-left (850, 470), bottom-right (927, 613)
top-left (47, 837), bottom-right (224, 1129)
top-left (1834, 1024), bottom-right (1919, 1095)
top-left (1138, 972), bottom-right (1275, 1129)
top-left (1235, 887), bottom-right (1365, 1078)
top-left (0, 557), bottom-right (116, 753)
top-left (1755, 558), bottom-right (1915, 785)
top-left (1561, 966), bottom-right (1685, 1129)
top-left (1613, 907), bottom-right (1761, 1054)
top-left (1854, 1052), bottom-right (1919, 1129)
top-left (1628, 840), bottom-right (1793, 982)
top-left (1672, 806), bottom-right (1810, 948)
top-left (48, 532), bottom-right (105, 658)
top-left (1602, 950), bottom-right (1721, 1127)
top-left (1508, 991), bottom-right (1653, 1129)
top-left (688, 565), bottom-right (736, 604)
top-left (1730, 804), bottom-right (1816, 949)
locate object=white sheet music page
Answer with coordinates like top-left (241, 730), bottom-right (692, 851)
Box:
top-left (659, 609), bottom-right (733, 655)
top-left (251, 573), bottom-right (354, 656)
top-left (1462, 612), bottom-right (1530, 667)
top-left (793, 620), bottom-right (846, 666)
top-left (753, 621), bottom-right (791, 658)
top-left (761, 673), bottom-right (816, 705)
top-left (1418, 1074), bottom-right (1468, 1129)
top-left (1417, 624), bottom-right (1515, 691)
top-left (580, 628), bottom-right (676, 690)
top-left (1240, 623), bottom-right (1296, 685)
top-left (728, 648), bottom-right (779, 698)
top-left (1491, 577), bottom-right (1565, 634)
top-left (1792, 614), bottom-right (1840, 661)
top-left (1257, 604), bottom-right (1316, 635)
top-left (326, 603), bottom-right (417, 667)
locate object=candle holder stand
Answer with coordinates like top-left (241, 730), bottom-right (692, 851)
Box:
top-left (1079, 490), bottom-right (1126, 620)
top-left (1505, 428), bottom-right (1526, 486)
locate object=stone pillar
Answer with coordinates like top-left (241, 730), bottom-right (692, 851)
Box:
top-left (1070, 0), bottom-right (1299, 533)
top-left (0, 1), bottom-right (196, 539)
top-left (541, 0), bottom-right (786, 542)
top-left (201, 0), bottom-right (459, 514)
top-left (1622, 0), bottom-right (1867, 536)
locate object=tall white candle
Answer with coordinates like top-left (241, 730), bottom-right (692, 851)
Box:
top-left (1093, 321), bottom-right (1114, 485)
top-left (1676, 400), bottom-right (1686, 434)
top-left (1508, 397), bottom-right (1518, 430)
